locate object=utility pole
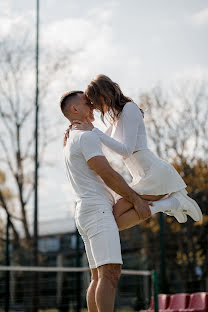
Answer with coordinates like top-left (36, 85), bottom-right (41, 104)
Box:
top-left (33, 0), bottom-right (39, 311)
top-left (5, 214), bottom-right (10, 312)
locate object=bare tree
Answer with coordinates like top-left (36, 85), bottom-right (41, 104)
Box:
top-left (138, 80), bottom-right (208, 291)
top-left (0, 28), bottom-right (72, 254)
top-left (140, 80), bottom-right (208, 165)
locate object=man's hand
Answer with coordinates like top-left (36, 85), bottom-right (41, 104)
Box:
top-left (132, 195), bottom-right (151, 220)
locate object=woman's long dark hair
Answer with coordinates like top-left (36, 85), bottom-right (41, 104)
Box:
top-left (85, 74), bottom-right (142, 123)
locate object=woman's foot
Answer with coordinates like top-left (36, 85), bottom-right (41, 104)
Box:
top-left (165, 205), bottom-right (187, 223)
top-left (150, 196), bottom-right (187, 223)
top-left (170, 190), bottom-right (203, 222)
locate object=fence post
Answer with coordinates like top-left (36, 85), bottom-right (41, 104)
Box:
top-left (152, 271), bottom-right (158, 312)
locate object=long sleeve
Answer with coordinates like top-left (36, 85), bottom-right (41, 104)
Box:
top-left (104, 125), bottom-right (113, 136)
top-left (92, 103), bottom-right (140, 157)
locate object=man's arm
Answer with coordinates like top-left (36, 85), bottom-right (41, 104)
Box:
top-left (88, 156), bottom-right (151, 220)
top-left (79, 131), bottom-right (150, 219)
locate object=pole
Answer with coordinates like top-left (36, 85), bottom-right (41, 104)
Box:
top-left (33, 0), bottom-right (39, 311)
top-left (5, 214), bottom-right (10, 312)
top-left (152, 271), bottom-right (158, 312)
top-left (159, 213), bottom-right (167, 292)
top-left (76, 229), bottom-right (81, 312)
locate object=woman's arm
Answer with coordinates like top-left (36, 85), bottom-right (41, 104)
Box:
top-left (92, 103), bottom-right (140, 157)
top-left (104, 125), bottom-right (113, 136)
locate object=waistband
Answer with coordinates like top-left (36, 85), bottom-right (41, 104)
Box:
top-left (75, 200), bottom-right (113, 216)
top-left (75, 199), bottom-right (114, 209)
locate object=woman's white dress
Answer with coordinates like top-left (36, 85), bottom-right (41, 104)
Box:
top-left (92, 102), bottom-right (186, 195)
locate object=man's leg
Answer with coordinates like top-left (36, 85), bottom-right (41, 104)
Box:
top-left (95, 264), bottom-right (121, 312)
top-left (87, 268), bottom-right (99, 312)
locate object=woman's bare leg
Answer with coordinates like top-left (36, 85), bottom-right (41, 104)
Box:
top-left (113, 200), bottom-right (141, 231)
top-left (113, 194), bottom-right (167, 231)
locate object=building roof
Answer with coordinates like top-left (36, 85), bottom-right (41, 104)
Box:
top-left (39, 217), bottom-right (76, 236)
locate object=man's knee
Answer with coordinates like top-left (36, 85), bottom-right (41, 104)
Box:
top-left (87, 269), bottom-right (98, 294)
top-left (91, 268), bottom-right (98, 283)
top-left (98, 264), bottom-right (121, 288)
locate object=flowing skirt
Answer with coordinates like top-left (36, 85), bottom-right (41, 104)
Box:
top-left (124, 149), bottom-right (186, 195)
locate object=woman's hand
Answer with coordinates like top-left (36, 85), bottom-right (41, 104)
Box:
top-left (72, 118), bottom-right (94, 131)
top-left (63, 125), bottom-right (72, 146)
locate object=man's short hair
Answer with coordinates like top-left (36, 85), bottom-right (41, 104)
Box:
top-left (60, 91), bottom-right (84, 114)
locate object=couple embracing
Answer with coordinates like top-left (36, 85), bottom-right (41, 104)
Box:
top-left (60, 74), bottom-right (202, 312)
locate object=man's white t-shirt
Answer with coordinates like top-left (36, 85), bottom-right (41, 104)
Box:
top-left (64, 128), bottom-right (115, 208)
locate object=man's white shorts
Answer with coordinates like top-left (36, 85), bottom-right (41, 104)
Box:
top-left (75, 202), bottom-right (123, 269)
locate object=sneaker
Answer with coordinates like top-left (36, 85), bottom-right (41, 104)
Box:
top-left (171, 191), bottom-right (203, 222)
top-left (165, 210), bottom-right (187, 223)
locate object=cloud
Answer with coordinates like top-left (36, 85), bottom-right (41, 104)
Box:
top-left (41, 4), bottom-right (142, 92)
top-left (3, 1), bottom-right (208, 224)
top-left (0, 3), bottom-right (35, 43)
top-left (172, 66), bottom-right (208, 81)
top-left (187, 8), bottom-right (208, 26)
top-left (87, 1), bottom-right (118, 22)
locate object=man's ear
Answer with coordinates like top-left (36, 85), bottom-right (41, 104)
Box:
top-left (70, 105), bottom-right (78, 114)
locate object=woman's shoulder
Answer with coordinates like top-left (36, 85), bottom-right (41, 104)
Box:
top-left (122, 101), bottom-right (141, 113)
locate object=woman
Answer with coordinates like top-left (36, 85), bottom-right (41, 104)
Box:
top-left (71, 75), bottom-right (202, 230)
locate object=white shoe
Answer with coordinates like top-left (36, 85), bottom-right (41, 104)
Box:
top-left (162, 194), bottom-right (187, 223)
top-left (171, 191), bottom-right (203, 222)
top-left (165, 209), bottom-right (187, 223)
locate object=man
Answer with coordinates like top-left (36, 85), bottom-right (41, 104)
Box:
top-left (60, 91), bottom-right (151, 312)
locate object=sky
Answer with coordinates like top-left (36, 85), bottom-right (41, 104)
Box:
top-left (0, 0), bottom-right (208, 230)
